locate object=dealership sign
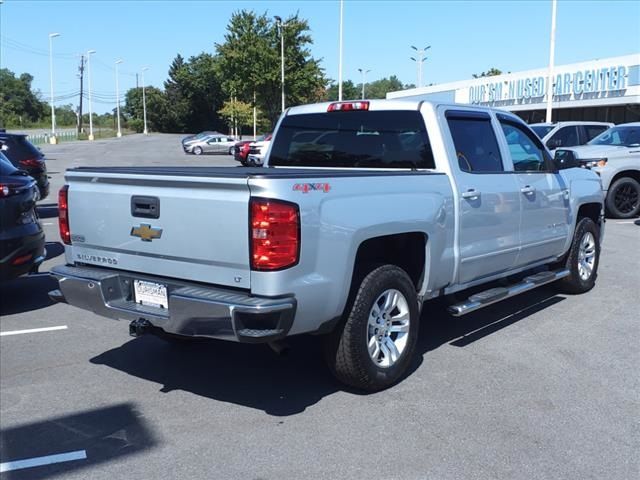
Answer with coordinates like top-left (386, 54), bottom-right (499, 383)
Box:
top-left (469, 65), bottom-right (628, 105)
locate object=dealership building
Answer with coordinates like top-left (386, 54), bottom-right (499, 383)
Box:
top-left (387, 54), bottom-right (640, 124)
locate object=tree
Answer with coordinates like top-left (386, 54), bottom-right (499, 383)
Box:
top-left (216, 10), bottom-right (326, 128)
top-left (218, 99), bottom-right (253, 136)
top-left (365, 75), bottom-right (405, 99)
top-left (325, 80), bottom-right (360, 101)
top-left (0, 69), bottom-right (46, 127)
top-left (163, 54), bottom-right (191, 132)
top-left (124, 86), bottom-right (170, 132)
top-left (472, 68), bottom-right (503, 79)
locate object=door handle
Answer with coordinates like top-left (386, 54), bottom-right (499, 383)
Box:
top-left (461, 189), bottom-right (481, 200)
top-left (520, 185), bottom-right (536, 195)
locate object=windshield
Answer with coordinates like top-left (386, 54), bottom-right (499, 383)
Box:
top-left (530, 125), bottom-right (554, 138)
top-left (269, 110), bottom-right (435, 169)
top-left (588, 125), bottom-right (640, 146)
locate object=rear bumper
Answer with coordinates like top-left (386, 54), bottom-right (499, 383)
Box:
top-left (49, 264), bottom-right (296, 343)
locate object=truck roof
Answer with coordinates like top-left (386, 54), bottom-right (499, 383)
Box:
top-left (285, 99), bottom-right (520, 119)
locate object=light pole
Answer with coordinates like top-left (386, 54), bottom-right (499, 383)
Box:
top-left (358, 68), bottom-right (371, 99)
top-left (115, 59), bottom-right (123, 138)
top-left (141, 66), bottom-right (149, 134)
top-left (545, 0), bottom-right (557, 123)
top-left (48, 33), bottom-right (60, 144)
top-left (410, 45), bottom-right (430, 88)
top-left (274, 16), bottom-right (286, 112)
top-left (338, 0), bottom-right (344, 101)
top-left (86, 49), bottom-right (96, 140)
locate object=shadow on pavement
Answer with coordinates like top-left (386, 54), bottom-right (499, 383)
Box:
top-left (0, 403), bottom-right (157, 480)
top-left (0, 274), bottom-right (58, 316)
top-left (44, 242), bottom-right (64, 261)
top-left (36, 204), bottom-right (59, 219)
top-left (90, 286), bottom-right (565, 416)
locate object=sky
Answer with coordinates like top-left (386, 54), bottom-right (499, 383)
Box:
top-left (1, 0), bottom-right (639, 113)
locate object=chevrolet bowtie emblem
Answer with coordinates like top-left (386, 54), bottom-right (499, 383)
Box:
top-left (130, 224), bottom-right (163, 242)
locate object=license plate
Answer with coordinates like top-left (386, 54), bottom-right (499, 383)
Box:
top-left (133, 280), bottom-right (168, 309)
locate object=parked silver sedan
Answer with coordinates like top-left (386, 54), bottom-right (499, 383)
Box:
top-left (183, 135), bottom-right (236, 155)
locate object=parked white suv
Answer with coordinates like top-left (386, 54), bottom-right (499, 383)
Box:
top-left (556, 122), bottom-right (640, 218)
top-left (531, 121), bottom-right (613, 152)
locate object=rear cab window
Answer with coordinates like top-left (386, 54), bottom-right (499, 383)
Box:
top-left (269, 110), bottom-right (435, 169)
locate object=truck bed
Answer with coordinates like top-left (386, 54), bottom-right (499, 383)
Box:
top-left (68, 166), bottom-right (439, 179)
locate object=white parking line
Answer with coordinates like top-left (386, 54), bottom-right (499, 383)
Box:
top-left (0, 326), bottom-right (68, 337)
top-left (0, 449), bottom-right (87, 473)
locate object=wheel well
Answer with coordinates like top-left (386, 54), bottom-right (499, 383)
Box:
top-left (352, 232), bottom-right (426, 290)
top-left (610, 170), bottom-right (640, 186)
top-left (577, 203), bottom-right (601, 224)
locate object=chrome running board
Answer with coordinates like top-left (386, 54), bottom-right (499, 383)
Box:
top-left (448, 269), bottom-right (570, 317)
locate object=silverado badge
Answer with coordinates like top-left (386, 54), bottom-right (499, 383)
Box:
top-left (130, 224), bottom-right (163, 242)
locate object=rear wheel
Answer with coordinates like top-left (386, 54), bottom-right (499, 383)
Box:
top-left (606, 177), bottom-right (640, 218)
top-left (556, 217), bottom-right (600, 294)
top-left (193, 146), bottom-right (203, 155)
top-left (324, 265), bottom-right (419, 391)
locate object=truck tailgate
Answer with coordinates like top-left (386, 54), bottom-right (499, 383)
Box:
top-left (65, 171), bottom-right (251, 289)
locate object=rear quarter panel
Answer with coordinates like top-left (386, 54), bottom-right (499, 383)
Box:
top-left (248, 173), bottom-right (455, 335)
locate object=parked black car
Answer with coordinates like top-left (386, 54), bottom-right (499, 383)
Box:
top-left (0, 154), bottom-right (45, 282)
top-left (0, 132), bottom-right (50, 200)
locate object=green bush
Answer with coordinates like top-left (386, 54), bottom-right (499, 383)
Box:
top-left (128, 118), bottom-right (144, 133)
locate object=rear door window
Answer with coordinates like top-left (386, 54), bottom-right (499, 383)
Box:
top-left (446, 114), bottom-right (504, 172)
top-left (269, 110), bottom-right (435, 169)
top-left (584, 125), bottom-right (609, 142)
top-left (547, 126), bottom-right (579, 148)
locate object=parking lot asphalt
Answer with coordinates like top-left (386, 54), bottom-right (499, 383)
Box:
top-left (1, 134), bottom-right (639, 480)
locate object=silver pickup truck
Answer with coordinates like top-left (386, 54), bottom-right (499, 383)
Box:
top-left (50, 100), bottom-right (605, 391)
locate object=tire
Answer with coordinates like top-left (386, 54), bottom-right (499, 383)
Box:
top-left (193, 146), bottom-right (203, 155)
top-left (605, 177), bottom-right (640, 219)
top-left (556, 217), bottom-right (600, 294)
top-left (323, 265), bottom-right (420, 391)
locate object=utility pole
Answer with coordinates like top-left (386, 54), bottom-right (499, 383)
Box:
top-left (338, 0), bottom-right (344, 100)
top-left (77, 54), bottom-right (85, 135)
top-left (545, 0), bottom-right (558, 123)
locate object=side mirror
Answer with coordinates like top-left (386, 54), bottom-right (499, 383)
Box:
top-left (554, 149), bottom-right (580, 169)
top-left (547, 138), bottom-right (562, 149)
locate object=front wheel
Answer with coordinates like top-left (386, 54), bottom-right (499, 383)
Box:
top-left (556, 217), bottom-right (600, 294)
top-left (193, 146), bottom-right (203, 155)
top-left (606, 177), bottom-right (640, 218)
top-left (324, 265), bottom-right (419, 391)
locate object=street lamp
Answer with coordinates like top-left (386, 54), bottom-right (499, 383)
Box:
top-left (338, 0), bottom-right (344, 101)
top-left (86, 50), bottom-right (96, 140)
top-left (274, 16), bottom-right (287, 112)
top-left (48, 33), bottom-right (60, 144)
top-left (115, 59), bottom-right (123, 138)
top-left (545, 0), bottom-right (557, 123)
top-left (410, 45), bottom-right (431, 88)
top-left (357, 68), bottom-right (371, 100)
top-left (141, 66), bottom-right (149, 135)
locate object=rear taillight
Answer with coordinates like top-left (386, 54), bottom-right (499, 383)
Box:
top-left (327, 101), bottom-right (370, 112)
top-left (0, 183), bottom-right (24, 198)
top-left (58, 185), bottom-right (71, 245)
top-left (250, 198), bottom-right (299, 271)
top-left (19, 158), bottom-right (44, 168)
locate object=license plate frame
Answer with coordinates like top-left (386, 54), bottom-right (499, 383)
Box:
top-left (133, 279), bottom-right (168, 309)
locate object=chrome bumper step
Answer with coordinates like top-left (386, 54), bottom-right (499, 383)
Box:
top-left (448, 269), bottom-right (570, 316)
